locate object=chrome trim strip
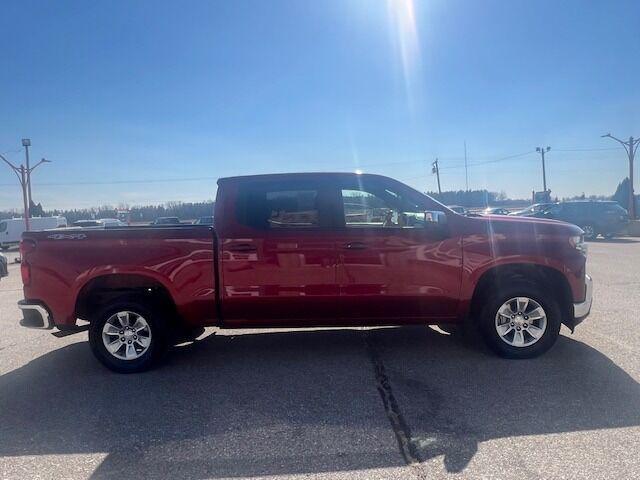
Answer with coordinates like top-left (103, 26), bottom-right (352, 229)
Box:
top-left (18, 303), bottom-right (53, 330)
top-left (573, 274), bottom-right (593, 319)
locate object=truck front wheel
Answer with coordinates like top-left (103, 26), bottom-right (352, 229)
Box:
top-left (479, 282), bottom-right (561, 359)
top-left (88, 298), bottom-right (168, 373)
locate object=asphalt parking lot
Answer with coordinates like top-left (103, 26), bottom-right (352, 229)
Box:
top-left (1, 240), bottom-right (640, 479)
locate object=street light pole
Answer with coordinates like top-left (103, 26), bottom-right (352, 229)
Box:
top-left (19, 166), bottom-right (30, 231)
top-left (1, 151), bottom-right (51, 232)
top-left (602, 133), bottom-right (639, 220)
top-left (22, 139), bottom-right (32, 209)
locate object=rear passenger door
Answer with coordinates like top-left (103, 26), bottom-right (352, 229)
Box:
top-left (218, 179), bottom-right (339, 325)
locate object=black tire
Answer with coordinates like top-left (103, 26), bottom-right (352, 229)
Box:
top-left (478, 280), bottom-right (561, 359)
top-left (88, 297), bottom-right (169, 373)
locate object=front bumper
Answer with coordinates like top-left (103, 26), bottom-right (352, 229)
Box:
top-left (18, 300), bottom-right (53, 330)
top-left (573, 274), bottom-right (593, 324)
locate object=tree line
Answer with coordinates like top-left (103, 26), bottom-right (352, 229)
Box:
top-left (0, 201), bottom-right (215, 224)
top-left (1, 178), bottom-right (637, 222)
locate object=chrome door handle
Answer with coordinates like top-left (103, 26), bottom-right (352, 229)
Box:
top-left (343, 242), bottom-right (367, 250)
top-left (228, 243), bottom-right (257, 253)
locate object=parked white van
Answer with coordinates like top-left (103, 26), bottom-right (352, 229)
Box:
top-left (0, 216), bottom-right (68, 250)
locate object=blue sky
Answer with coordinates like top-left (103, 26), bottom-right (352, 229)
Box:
top-left (1, 0), bottom-right (639, 210)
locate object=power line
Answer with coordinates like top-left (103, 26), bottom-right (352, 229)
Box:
top-left (0, 145), bottom-right (624, 189)
top-left (554, 147), bottom-right (620, 152)
top-left (0, 176), bottom-right (221, 187)
top-left (439, 151), bottom-right (535, 170)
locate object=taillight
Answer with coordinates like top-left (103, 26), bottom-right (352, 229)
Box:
top-left (20, 239), bottom-right (36, 286)
top-left (21, 262), bottom-right (31, 286)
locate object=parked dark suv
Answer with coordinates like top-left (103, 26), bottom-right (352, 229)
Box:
top-left (533, 201), bottom-right (629, 239)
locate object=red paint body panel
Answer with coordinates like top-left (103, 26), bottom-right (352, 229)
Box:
top-left (21, 173), bottom-right (587, 331)
top-left (334, 229), bottom-right (462, 322)
top-left (22, 228), bottom-right (216, 327)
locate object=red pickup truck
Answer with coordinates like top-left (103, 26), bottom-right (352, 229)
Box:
top-left (18, 173), bottom-right (592, 372)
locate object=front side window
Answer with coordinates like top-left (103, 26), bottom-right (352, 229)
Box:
top-left (341, 185), bottom-right (426, 228)
top-left (0, 222), bottom-right (6, 232)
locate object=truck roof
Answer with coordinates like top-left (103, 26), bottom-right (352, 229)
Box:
top-left (217, 172), bottom-right (393, 185)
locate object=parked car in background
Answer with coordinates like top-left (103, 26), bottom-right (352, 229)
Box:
top-left (99, 218), bottom-right (127, 227)
top-left (72, 220), bottom-right (103, 228)
top-left (0, 216), bottom-right (67, 250)
top-left (193, 216), bottom-right (214, 225)
top-left (509, 203), bottom-right (556, 217)
top-left (531, 201), bottom-right (629, 239)
top-left (483, 207), bottom-right (510, 215)
top-left (151, 217), bottom-right (181, 225)
top-left (18, 172), bottom-right (592, 372)
top-left (448, 205), bottom-right (469, 215)
top-left (72, 219), bottom-right (126, 229)
top-left (0, 251), bottom-right (7, 278)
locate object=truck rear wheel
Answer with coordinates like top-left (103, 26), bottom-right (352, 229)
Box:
top-left (88, 298), bottom-right (168, 373)
top-left (478, 281), bottom-right (561, 359)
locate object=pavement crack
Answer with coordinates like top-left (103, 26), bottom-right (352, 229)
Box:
top-left (364, 331), bottom-right (421, 466)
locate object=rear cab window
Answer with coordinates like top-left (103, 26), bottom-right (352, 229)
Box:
top-left (235, 181), bottom-right (328, 230)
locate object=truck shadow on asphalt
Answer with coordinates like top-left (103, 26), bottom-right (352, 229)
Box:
top-left (1, 326), bottom-right (639, 478)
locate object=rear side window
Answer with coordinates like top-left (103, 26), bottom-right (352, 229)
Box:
top-left (237, 185), bottom-right (320, 229)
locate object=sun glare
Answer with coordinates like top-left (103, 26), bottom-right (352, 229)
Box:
top-left (387, 0), bottom-right (421, 108)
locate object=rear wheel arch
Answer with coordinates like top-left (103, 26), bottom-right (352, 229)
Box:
top-left (75, 274), bottom-right (179, 324)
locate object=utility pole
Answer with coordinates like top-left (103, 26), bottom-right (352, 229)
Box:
top-left (602, 133), bottom-right (638, 220)
top-left (464, 141), bottom-right (469, 191)
top-left (0, 151), bottom-right (51, 232)
top-left (536, 146), bottom-right (551, 195)
top-left (432, 158), bottom-right (442, 194)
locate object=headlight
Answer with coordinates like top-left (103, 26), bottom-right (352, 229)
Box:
top-left (569, 234), bottom-right (587, 255)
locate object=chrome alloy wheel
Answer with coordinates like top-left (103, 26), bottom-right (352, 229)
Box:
top-left (494, 297), bottom-right (547, 348)
top-left (102, 311), bottom-right (152, 360)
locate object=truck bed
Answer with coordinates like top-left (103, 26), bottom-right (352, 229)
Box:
top-left (21, 226), bottom-right (218, 327)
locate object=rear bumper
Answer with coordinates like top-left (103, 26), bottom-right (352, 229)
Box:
top-left (573, 274), bottom-right (593, 324)
top-left (18, 300), bottom-right (53, 330)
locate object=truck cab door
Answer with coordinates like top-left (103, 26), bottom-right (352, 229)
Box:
top-left (217, 179), bottom-right (339, 326)
top-left (332, 178), bottom-right (462, 324)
